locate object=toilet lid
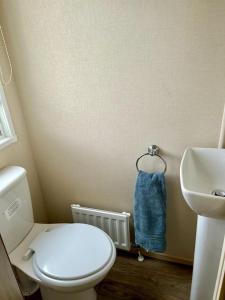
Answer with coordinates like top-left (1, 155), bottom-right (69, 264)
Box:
top-left (29, 224), bottom-right (113, 281)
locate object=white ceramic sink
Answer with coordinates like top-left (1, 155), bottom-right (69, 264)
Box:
top-left (180, 147), bottom-right (225, 219)
top-left (180, 147), bottom-right (225, 300)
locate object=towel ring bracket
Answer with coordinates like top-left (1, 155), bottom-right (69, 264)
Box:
top-left (136, 145), bottom-right (167, 174)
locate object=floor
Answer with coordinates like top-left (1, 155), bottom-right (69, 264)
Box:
top-left (26, 251), bottom-right (192, 300)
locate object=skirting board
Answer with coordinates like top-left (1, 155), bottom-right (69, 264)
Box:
top-left (130, 247), bottom-right (193, 266)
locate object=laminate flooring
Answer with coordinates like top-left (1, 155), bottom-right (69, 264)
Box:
top-left (26, 251), bottom-right (192, 300)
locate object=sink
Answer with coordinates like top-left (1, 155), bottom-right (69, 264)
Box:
top-left (180, 147), bottom-right (225, 219)
top-left (180, 147), bottom-right (225, 300)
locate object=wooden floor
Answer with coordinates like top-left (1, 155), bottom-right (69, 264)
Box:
top-left (26, 251), bottom-right (192, 300)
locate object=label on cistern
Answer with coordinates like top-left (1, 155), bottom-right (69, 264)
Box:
top-left (4, 198), bottom-right (22, 220)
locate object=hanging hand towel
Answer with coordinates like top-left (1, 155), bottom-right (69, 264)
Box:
top-left (134, 171), bottom-right (166, 252)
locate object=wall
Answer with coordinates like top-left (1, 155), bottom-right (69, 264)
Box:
top-left (0, 235), bottom-right (23, 300)
top-left (0, 47), bottom-right (47, 222)
top-left (0, 0), bottom-right (225, 260)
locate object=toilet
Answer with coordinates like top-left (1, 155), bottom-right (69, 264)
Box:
top-left (0, 166), bottom-right (116, 300)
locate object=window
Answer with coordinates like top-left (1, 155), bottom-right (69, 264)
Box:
top-left (0, 82), bottom-right (17, 149)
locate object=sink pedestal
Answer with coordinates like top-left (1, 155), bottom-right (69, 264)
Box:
top-left (191, 216), bottom-right (225, 300)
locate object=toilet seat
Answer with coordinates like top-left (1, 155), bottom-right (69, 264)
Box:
top-left (29, 224), bottom-right (113, 283)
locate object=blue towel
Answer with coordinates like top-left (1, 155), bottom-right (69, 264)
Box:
top-left (134, 171), bottom-right (166, 252)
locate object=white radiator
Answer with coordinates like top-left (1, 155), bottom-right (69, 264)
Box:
top-left (71, 204), bottom-right (131, 251)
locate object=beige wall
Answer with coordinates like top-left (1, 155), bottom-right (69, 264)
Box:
top-left (0, 0), bottom-right (225, 260)
top-left (0, 50), bottom-right (47, 222)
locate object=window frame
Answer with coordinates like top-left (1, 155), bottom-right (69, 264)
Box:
top-left (0, 82), bottom-right (17, 149)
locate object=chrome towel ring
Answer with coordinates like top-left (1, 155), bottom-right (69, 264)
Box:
top-left (136, 145), bottom-right (167, 174)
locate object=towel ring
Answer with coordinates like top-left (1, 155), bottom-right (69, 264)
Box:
top-left (136, 145), bottom-right (167, 174)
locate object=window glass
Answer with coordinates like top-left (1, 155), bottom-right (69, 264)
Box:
top-left (0, 83), bottom-right (17, 149)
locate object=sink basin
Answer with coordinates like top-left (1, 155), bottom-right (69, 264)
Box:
top-left (180, 147), bottom-right (225, 219)
top-left (180, 147), bottom-right (225, 300)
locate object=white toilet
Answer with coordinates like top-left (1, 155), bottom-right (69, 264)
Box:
top-left (0, 166), bottom-right (116, 300)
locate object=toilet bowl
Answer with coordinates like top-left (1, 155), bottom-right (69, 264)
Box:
top-left (0, 166), bottom-right (116, 300)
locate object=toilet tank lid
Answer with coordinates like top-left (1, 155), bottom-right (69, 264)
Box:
top-left (0, 166), bottom-right (26, 196)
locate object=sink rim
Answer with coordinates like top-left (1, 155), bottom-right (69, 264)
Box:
top-left (180, 147), bottom-right (225, 219)
top-left (180, 147), bottom-right (225, 201)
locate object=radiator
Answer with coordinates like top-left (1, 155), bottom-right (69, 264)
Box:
top-left (71, 204), bottom-right (131, 251)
